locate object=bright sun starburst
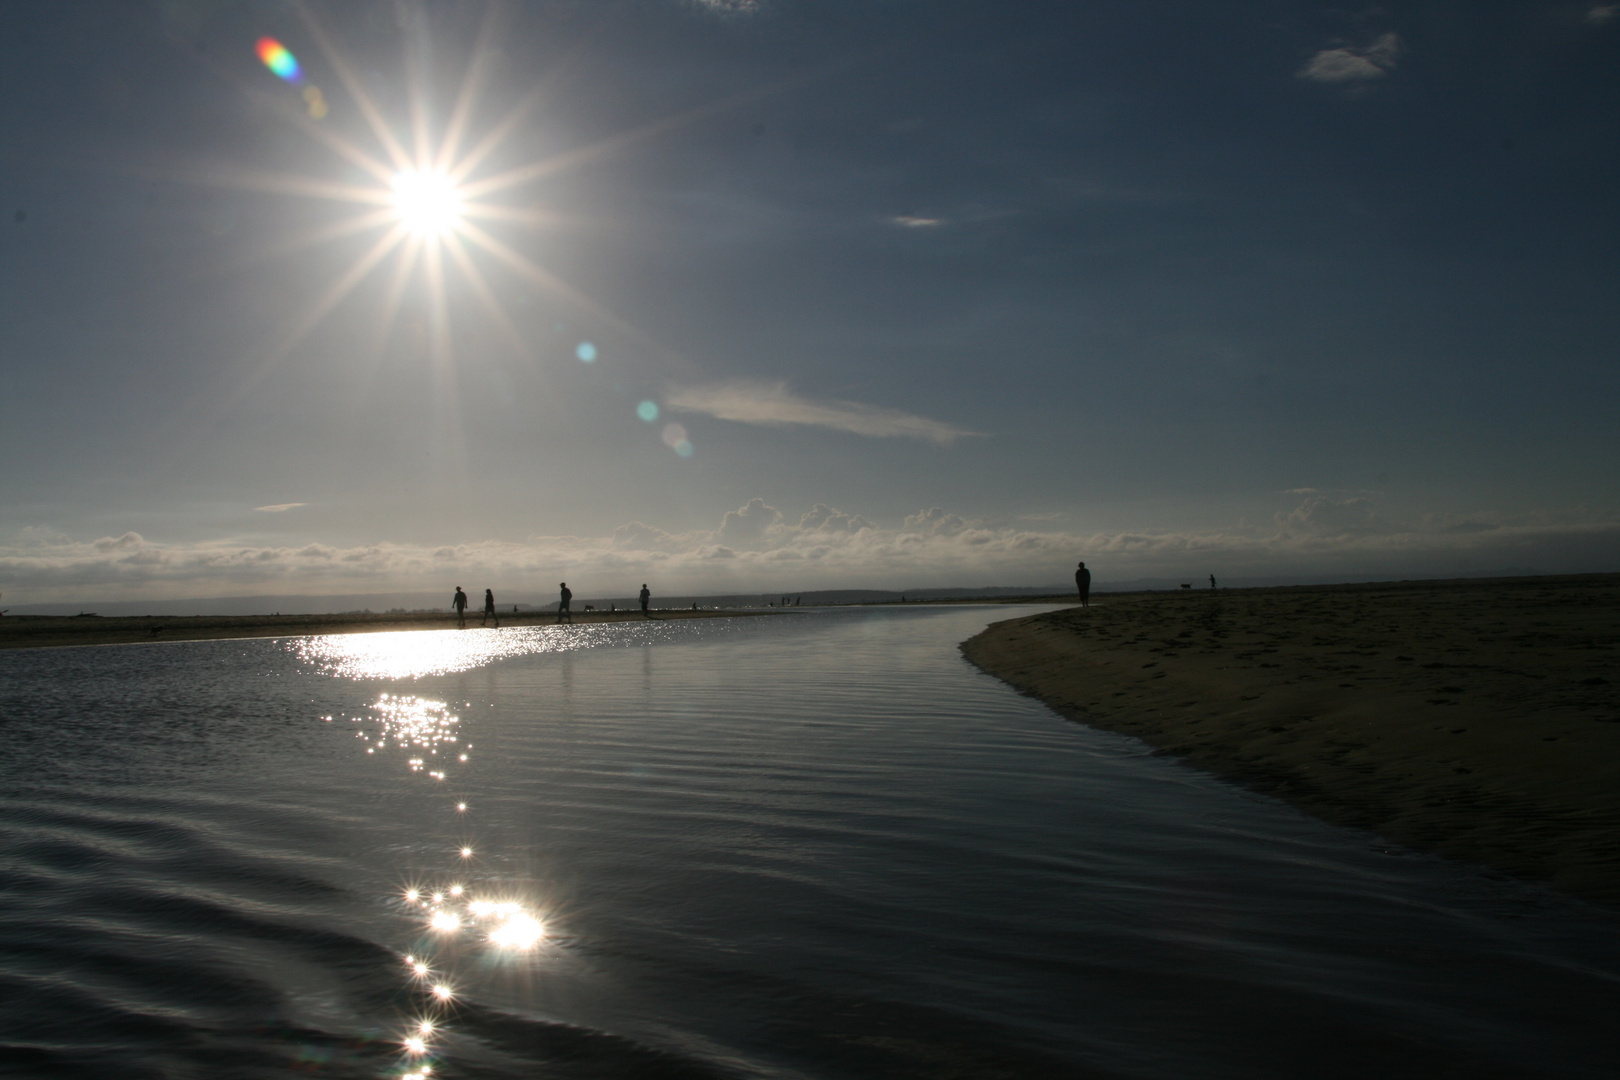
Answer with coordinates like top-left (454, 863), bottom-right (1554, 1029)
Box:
top-left (192, 0), bottom-right (721, 415)
top-left (391, 170), bottom-right (462, 236)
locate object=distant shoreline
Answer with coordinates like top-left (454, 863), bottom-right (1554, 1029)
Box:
top-left (0, 595), bottom-right (1086, 651)
top-left (0, 608), bottom-right (762, 651)
top-left (961, 573), bottom-right (1620, 909)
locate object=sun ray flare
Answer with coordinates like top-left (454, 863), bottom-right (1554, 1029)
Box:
top-left (442, 232), bottom-right (536, 360)
top-left (216, 224), bottom-right (411, 416)
top-left (293, 0), bottom-right (414, 172)
top-left (434, 4), bottom-right (506, 175)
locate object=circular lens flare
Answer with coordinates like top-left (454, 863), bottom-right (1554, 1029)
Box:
top-left (392, 170), bottom-right (462, 236)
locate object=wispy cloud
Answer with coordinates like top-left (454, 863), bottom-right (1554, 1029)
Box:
top-left (692, 0), bottom-right (760, 13)
top-left (891, 215), bottom-right (944, 228)
top-left (1298, 33), bottom-right (1402, 83)
top-left (255, 503), bottom-right (307, 513)
top-left (1589, 5), bottom-right (1617, 25)
top-left (666, 382), bottom-right (982, 445)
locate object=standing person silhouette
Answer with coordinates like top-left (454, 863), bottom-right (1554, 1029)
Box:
top-left (482, 588), bottom-right (498, 627)
top-left (1209, 574), bottom-right (1217, 590)
top-left (1075, 562), bottom-right (1091, 608)
top-left (452, 586), bottom-right (469, 628)
top-left (639, 584), bottom-right (651, 617)
top-left (557, 582), bottom-right (573, 624)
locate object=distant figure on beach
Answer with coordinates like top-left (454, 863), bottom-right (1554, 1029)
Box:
top-left (453, 586), bottom-right (469, 628)
top-left (640, 584), bottom-right (651, 616)
top-left (482, 589), bottom-right (498, 627)
top-left (1209, 574), bottom-right (1217, 590)
top-left (1075, 562), bottom-right (1091, 607)
top-left (557, 583), bottom-right (573, 623)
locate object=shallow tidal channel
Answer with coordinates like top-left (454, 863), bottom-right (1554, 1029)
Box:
top-left (0, 605), bottom-right (1616, 1078)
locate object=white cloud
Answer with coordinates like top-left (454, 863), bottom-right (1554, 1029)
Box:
top-left (717, 497), bottom-right (783, 547)
top-left (611, 521), bottom-right (685, 551)
top-left (3, 496), bottom-right (1616, 604)
top-left (1298, 33), bottom-right (1402, 83)
top-left (799, 504), bottom-right (874, 533)
top-left (666, 381), bottom-right (982, 445)
top-left (904, 507), bottom-right (969, 536)
top-left (1589, 5), bottom-right (1617, 25)
top-left (1275, 496), bottom-right (1381, 536)
top-left (93, 532), bottom-right (145, 552)
top-left (255, 503), bottom-right (307, 513)
top-left (891, 216), bottom-right (944, 228)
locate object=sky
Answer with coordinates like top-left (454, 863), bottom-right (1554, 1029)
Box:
top-left (2, 0), bottom-right (1619, 605)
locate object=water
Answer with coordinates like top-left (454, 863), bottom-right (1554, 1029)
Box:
top-left (1, 605), bottom-right (1616, 1079)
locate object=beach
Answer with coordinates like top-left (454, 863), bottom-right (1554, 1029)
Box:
top-left (0, 607), bottom-right (754, 651)
top-left (962, 574), bottom-right (1620, 907)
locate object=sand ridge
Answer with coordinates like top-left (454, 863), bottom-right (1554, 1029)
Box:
top-left (961, 574), bottom-right (1620, 907)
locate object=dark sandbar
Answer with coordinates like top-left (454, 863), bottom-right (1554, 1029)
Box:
top-left (962, 574), bottom-right (1620, 908)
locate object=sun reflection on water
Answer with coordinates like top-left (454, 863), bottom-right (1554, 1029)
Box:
top-left (312, 636), bottom-right (571, 1074)
top-left (348, 694), bottom-right (464, 780)
top-left (294, 625), bottom-right (622, 679)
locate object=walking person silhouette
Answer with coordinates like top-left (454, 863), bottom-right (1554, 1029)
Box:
top-left (482, 588), bottom-right (498, 627)
top-left (639, 584), bottom-right (651, 617)
top-left (557, 582), bottom-right (573, 624)
top-left (452, 586), bottom-right (469, 628)
top-left (1075, 562), bottom-right (1091, 608)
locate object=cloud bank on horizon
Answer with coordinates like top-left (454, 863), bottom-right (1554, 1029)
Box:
top-left (4, 496), bottom-right (1615, 604)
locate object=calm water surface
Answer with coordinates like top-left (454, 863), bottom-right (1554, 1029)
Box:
top-left (1, 606), bottom-right (1616, 1079)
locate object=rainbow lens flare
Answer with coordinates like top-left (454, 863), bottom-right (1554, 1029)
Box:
top-left (256, 37), bottom-right (301, 82)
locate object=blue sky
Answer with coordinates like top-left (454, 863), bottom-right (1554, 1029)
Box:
top-left (2, 1), bottom-right (1618, 603)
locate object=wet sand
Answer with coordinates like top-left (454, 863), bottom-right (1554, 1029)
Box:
top-left (962, 574), bottom-right (1620, 907)
top-left (0, 608), bottom-right (756, 651)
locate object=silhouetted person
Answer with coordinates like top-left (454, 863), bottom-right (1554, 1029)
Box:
top-left (1075, 562), bottom-right (1091, 607)
top-left (482, 588), bottom-right (498, 627)
top-left (452, 586), bottom-right (469, 628)
top-left (557, 582), bottom-right (572, 623)
top-left (640, 584), bottom-right (651, 616)
top-left (1209, 574), bottom-right (1217, 590)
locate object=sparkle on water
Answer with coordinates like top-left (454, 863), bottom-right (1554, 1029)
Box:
top-left (286, 622), bottom-right (690, 1071)
top-left (294, 625), bottom-right (621, 680)
top-left (346, 694), bottom-right (462, 778)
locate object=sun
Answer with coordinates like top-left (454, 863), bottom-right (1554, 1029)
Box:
top-left (391, 170), bottom-right (461, 237)
top-left (195, 2), bottom-right (730, 423)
